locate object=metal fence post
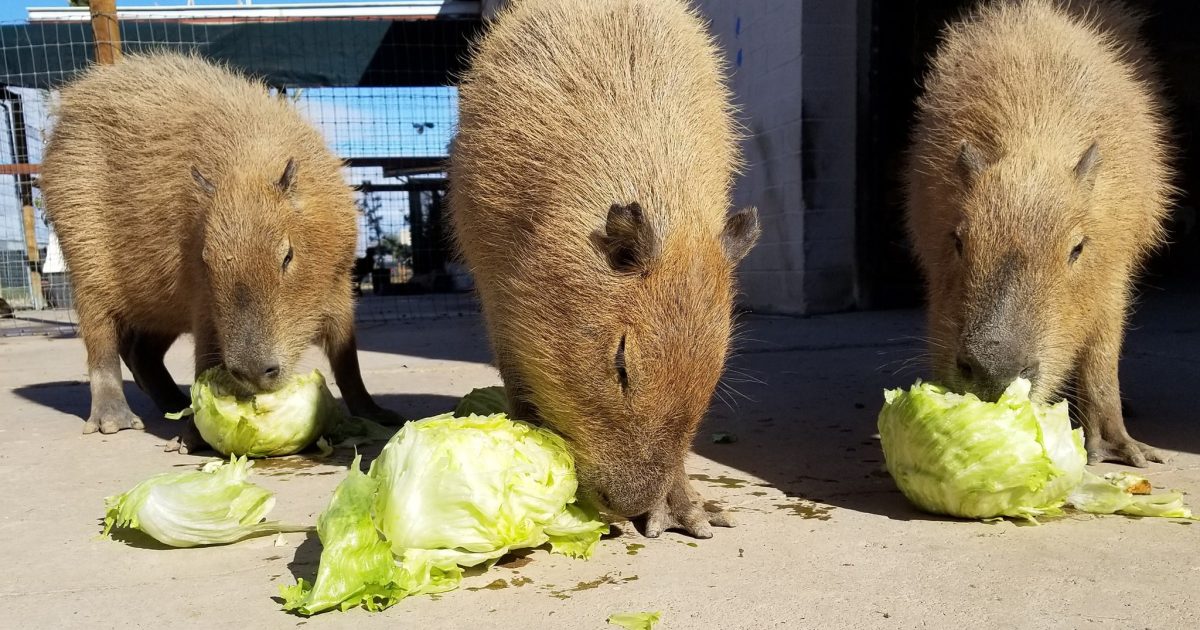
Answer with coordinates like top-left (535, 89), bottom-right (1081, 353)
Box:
top-left (7, 88), bottom-right (44, 310)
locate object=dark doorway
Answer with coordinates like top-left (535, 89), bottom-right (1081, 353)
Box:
top-left (856, 0), bottom-right (1200, 310)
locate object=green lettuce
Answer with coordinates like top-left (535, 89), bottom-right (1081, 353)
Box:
top-left (169, 368), bottom-right (345, 458)
top-left (453, 386), bottom-right (509, 417)
top-left (282, 413), bottom-right (608, 615)
top-left (879, 378), bottom-right (1192, 522)
top-left (278, 455), bottom-right (416, 614)
top-left (608, 612), bottom-right (662, 629)
top-left (1069, 472), bottom-right (1193, 519)
top-left (102, 456), bottom-right (309, 547)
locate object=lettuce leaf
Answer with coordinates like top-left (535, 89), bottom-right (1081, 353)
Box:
top-left (103, 456), bottom-right (309, 547)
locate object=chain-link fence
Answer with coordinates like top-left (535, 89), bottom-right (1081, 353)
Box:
top-left (0, 3), bottom-right (482, 336)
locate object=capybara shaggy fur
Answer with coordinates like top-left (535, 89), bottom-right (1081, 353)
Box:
top-left (906, 0), bottom-right (1173, 466)
top-left (450, 0), bottom-right (760, 537)
top-left (41, 52), bottom-right (398, 452)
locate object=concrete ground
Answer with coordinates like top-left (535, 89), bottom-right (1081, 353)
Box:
top-left (2, 287), bottom-right (1198, 630)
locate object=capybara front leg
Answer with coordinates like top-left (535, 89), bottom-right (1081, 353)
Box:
top-left (123, 329), bottom-right (189, 414)
top-left (1077, 330), bottom-right (1166, 467)
top-left (82, 318), bottom-right (144, 434)
top-left (324, 319), bottom-right (404, 425)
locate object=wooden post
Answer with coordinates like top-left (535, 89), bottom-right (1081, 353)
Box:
top-left (89, 0), bottom-right (122, 65)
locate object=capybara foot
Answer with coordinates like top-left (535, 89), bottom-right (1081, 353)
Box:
top-left (83, 406), bottom-right (145, 435)
top-left (164, 418), bottom-right (209, 455)
top-left (1086, 435), bottom-right (1168, 468)
top-left (642, 473), bottom-right (735, 539)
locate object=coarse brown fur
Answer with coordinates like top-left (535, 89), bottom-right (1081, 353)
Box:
top-left (906, 0), bottom-right (1173, 466)
top-left (449, 0), bottom-right (760, 537)
top-left (41, 52), bottom-right (398, 451)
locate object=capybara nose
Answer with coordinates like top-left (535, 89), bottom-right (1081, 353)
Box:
top-left (227, 360), bottom-right (283, 392)
top-left (957, 349), bottom-right (1039, 402)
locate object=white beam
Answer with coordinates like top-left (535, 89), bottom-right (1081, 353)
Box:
top-left (28, 2), bottom-right (480, 22)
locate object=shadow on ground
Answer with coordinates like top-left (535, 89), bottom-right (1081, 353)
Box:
top-left (353, 314), bottom-right (492, 365)
top-left (11, 379), bottom-right (461, 452)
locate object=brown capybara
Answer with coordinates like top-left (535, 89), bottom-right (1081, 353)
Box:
top-left (906, 0), bottom-right (1173, 466)
top-left (40, 52), bottom-right (399, 452)
top-left (450, 0), bottom-right (760, 538)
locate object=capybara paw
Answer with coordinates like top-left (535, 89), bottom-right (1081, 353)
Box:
top-left (163, 419), bottom-right (208, 455)
top-left (1086, 436), bottom-right (1168, 468)
top-left (642, 478), bottom-right (735, 540)
top-left (83, 407), bottom-right (145, 435)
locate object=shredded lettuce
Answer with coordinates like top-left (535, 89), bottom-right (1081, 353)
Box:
top-left (608, 612), bottom-right (662, 629)
top-left (168, 368), bottom-right (345, 458)
top-left (102, 456), bottom-right (310, 547)
top-left (281, 412), bottom-right (608, 615)
top-left (879, 379), bottom-right (1193, 522)
top-left (1069, 472), bottom-right (1193, 519)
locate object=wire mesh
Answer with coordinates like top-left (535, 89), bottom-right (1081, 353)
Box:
top-left (0, 6), bottom-right (481, 337)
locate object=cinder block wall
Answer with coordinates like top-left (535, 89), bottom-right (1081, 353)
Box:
top-left (695, 0), bottom-right (861, 314)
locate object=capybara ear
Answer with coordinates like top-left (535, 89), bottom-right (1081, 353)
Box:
top-left (1074, 141), bottom-right (1101, 186)
top-left (956, 140), bottom-right (988, 184)
top-left (277, 158), bottom-right (298, 195)
top-left (191, 166), bottom-right (216, 195)
top-left (595, 201), bottom-right (658, 272)
top-left (722, 207), bottom-right (761, 263)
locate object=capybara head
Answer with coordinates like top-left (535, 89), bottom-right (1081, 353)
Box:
top-left (524, 203), bottom-right (760, 518)
top-left (920, 141), bottom-right (1110, 402)
top-left (193, 158), bottom-right (349, 393)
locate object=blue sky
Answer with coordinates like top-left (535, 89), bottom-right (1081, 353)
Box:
top-left (1, 1), bottom-right (346, 23)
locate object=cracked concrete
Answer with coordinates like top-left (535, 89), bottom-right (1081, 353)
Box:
top-left (1, 287), bottom-right (1198, 629)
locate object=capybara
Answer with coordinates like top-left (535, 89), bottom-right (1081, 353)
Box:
top-left (906, 0), bottom-right (1173, 466)
top-left (40, 52), bottom-right (399, 452)
top-left (450, 0), bottom-right (760, 538)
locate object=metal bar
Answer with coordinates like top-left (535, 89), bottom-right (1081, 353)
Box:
top-left (0, 163), bottom-right (40, 176)
top-left (89, 0), bottom-right (122, 65)
top-left (3, 89), bottom-right (44, 310)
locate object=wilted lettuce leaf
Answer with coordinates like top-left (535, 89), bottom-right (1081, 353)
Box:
top-left (102, 456), bottom-right (309, 547)
top-left (608, 611), bottom-right (662, 629)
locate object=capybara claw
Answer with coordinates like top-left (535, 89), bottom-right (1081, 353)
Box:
top-left (1086, 436), bottom-right (1168, 468)
top-left (84, 408), bottom-right (144, 435)
top-left (640, 475), bottom-right (735, 539)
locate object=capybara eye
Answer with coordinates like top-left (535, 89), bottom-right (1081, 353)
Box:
top-left (952, 232), bottom-right (964, 256)
top-left (282, 245), bottom-right (294, 272)
top-left (615, 334), bottom-right (629, 392)
top-left (1069, 238), bottom-right (1086, 264)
